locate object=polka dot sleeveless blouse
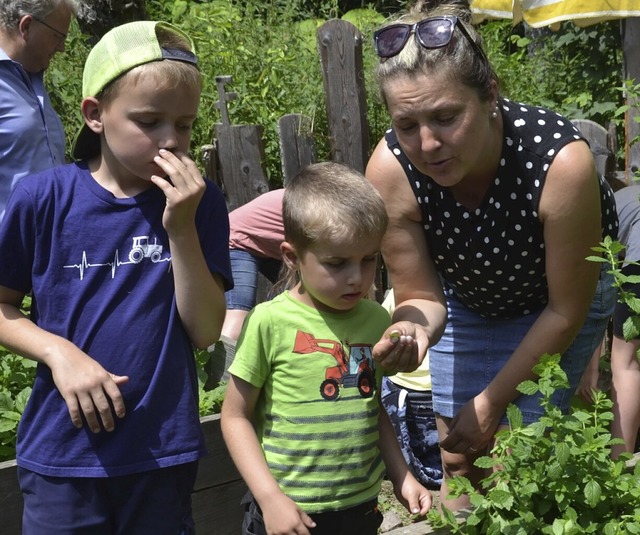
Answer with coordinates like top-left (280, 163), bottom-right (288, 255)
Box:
top-left (385, 98), bottom-right (618, 319)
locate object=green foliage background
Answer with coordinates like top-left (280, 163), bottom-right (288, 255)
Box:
top-left (46, 0), bottom-right (626, 185)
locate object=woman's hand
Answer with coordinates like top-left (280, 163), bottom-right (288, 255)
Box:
top-left (372, 322), bottom-right (427, 373)
top-left (440, 392), bottom-right (502, 454)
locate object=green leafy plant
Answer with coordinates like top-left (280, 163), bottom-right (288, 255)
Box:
top-left (45, 1), bottom-right (626, 185)
top-left (590, 235), bottom-right (640, 341)
top-left (0, 297), bottom-right (36, 462)
top-left (194, 348), bottom-right (227, 416)
top-left (427, 353), bottom-right (640, 534)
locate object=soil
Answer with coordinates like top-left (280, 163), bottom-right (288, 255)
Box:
top-left (378, 479), bottom-right (440, 533)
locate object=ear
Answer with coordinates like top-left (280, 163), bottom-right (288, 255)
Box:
top-left (280, 241), bottom-right (300, 271)
top-left (18, 14), bottom-right (33, 39)
top-left (80, 97), bottom-right (104, 135)
top-left (488, 79), bottom-right (499, 109)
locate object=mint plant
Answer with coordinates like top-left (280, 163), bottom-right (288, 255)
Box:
top-left (427, 353), bottom-right (640, 534)
top-left (590, 235), bottom-right (640, 342)
top-left (0, 297), bottom-right (36, 462)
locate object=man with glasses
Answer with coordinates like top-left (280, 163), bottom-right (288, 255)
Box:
top-left (0, 0), bottom-right (77, 222)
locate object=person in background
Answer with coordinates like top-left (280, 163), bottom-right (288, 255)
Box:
top-left (578, 182), bottom-right (640, 459)
top-left (380, 289), bottom-right (443, 491)
top-left (366, 0), bottom-right (618, 510)
top-left (221, 162), bottom-right (431, 535)
top-left (0, 20), bottom-right (231, 533)
top-left (223, 188), bottom-right (285, 341)
top-left (0, 0), bottom-right (77, 221)
top-left (208, 189), bottom-right (285, 385)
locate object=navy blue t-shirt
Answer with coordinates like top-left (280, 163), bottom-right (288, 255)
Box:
top-left (0, 162), bottom-right (232, 477)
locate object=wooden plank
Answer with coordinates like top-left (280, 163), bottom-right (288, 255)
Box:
top-left (214, 124), bottom-right (270, 212)
top-left (278, 114), bottom-right (317, 184)
top-left (194, 414), bottom-right (242, 490)
top-left (317, 19), bottom-right (370, 173)
top-left (0, 415), bottom-right (244, 535)
top-left (622, 18), bottom-right (640, 180)
top-left (0, 459), bottom-right (20, 534)
top-left (571, 119), bottom-right (616, 178)
top-left (192, 478), bottom-right (246, 534)
top-left (200, 143), bottom-right (220, 189)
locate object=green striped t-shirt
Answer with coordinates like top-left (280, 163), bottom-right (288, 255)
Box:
top-left (229, 291), bottom-right (392, 514)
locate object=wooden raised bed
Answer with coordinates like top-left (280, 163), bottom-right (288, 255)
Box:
top-left (0, 414), bottom-right (246, 534)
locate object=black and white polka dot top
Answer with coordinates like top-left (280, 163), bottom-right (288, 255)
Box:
top-left (385, 98), bottom-right (618, 319)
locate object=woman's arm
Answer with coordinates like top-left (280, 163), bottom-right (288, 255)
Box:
top-left (366, 138), bottom-right (447, 372)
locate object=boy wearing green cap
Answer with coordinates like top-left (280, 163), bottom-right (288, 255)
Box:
top-left (0, 21), bottom-right (231, 534)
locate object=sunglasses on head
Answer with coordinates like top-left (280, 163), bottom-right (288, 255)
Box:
top-left (374, 15), bottom-right (486, 60)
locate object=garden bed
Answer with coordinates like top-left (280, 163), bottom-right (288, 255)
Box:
top-left (0, 414), bottom-right (246, 535)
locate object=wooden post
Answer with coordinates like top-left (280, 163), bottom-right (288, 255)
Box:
top-left (571, 119), bottom-right (617, 178)
top-left (212, 75), bottom-right (270, 211)
top-left (622, 18), bottom-right (640, 180)
top-left (317, 19), bottom-right (370, 173)
top-left (277, 114), bottom-right (317, 185)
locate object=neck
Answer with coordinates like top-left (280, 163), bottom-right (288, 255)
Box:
top-left (0, 31), bottom-right (25, 66)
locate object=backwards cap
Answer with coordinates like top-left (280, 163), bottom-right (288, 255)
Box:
top-left (71, 20), bottom-right (198, 161)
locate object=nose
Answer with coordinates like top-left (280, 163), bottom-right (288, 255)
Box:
top-left (420, 124), bottom-right (442, 153)
top-left (346, 265), bottom-right (362, 287)
top-left (158, 126), bottom-right (179, 151)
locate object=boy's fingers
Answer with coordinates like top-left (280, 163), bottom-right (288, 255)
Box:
top-left (418, 493), bottom-right (432, 515)
top-left (104, 377), bottom-right (127, 419)
top-left (76, 392), bottom-right (101, 433)
top-left (301, 511), bottom-right (317, 529)
top-left (64, 395), bottom-right (83, 429)
top-left (90, 388), bottom-right (116, 432)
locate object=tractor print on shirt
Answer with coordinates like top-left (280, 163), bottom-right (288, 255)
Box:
top-left (128, 236), bottom-right (164, 263)
top-left (293, 330), bottom-right (375, 401)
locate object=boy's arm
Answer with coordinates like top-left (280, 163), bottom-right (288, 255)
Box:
top-left (221, 375), bottom-right (316, 534)
top-left (152, 150), bottom-right (226, 348)
top-left (0, 286), bottom-right (128, 433)
top-left (378, 401), bottom-right (432, 516)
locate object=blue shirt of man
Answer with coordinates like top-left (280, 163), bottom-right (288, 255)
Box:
top-left (0, 47), bottom-right (66, 220)
top-left (0, 1), bottom-right (73, 222)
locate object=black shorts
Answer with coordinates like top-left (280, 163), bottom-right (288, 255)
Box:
top-left (241, 491), bottom-right (382, 535)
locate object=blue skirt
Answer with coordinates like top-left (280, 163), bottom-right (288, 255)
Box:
top-left (430, 266), bottom-right (615, 424)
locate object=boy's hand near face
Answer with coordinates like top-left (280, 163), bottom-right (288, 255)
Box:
top-left (151, 149), bottom-right (206, 235)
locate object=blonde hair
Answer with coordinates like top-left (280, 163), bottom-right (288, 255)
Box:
top-left (278, 162), bottom-right (388, 290)
top-left (375, 0), bottom-right (498, 105)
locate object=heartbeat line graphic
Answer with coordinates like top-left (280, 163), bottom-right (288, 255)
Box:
top-left (63, 249), bottom-right (171, 280)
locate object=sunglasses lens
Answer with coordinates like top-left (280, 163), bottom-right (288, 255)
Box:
top-left (416, 18), bottom-right (455, 48)
top-left (375, 25), bottom-right (410, 58)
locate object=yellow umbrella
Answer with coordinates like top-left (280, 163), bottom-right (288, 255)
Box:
top-left (470, 0), bottom-right (640, 178)
top-left (471, 0), bottom-right (640, 29)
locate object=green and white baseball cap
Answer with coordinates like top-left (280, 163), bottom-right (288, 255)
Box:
top-left (71, 20), bottom-right (198, 161)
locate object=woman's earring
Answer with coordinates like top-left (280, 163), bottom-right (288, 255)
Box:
top-left (491, 106), bottom-right (499, 119)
